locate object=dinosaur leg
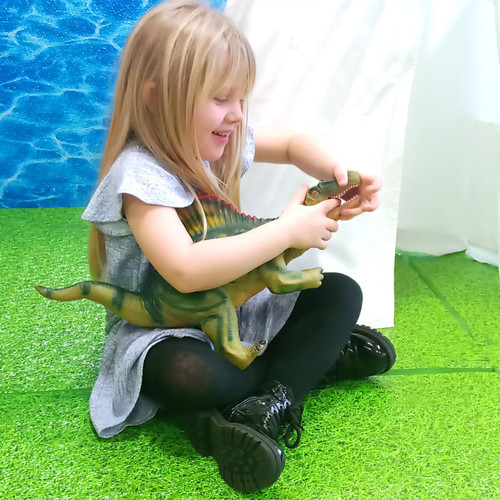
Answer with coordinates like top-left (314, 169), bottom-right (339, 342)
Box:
top-left (262, 255), bottom-right (324, 294)
top-left (200, 306), bottom-right (264, 370)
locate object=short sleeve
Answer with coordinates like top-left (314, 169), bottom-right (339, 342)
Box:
top-left (83, 126), bottom-right (254, 236)
top-left (82, 143), bottom-right (194, 236)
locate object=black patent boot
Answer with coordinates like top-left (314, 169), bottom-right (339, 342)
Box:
top-left (224, 380), bottom-right (304, 450)
top-left (324, 325), bottom-right (396, 383)
top-left (184, 381), bottom-right (303, 493)
top-left (184, 408), bottom-right (286, 493)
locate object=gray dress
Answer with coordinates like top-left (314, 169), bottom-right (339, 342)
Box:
top-left (82, 129), bottom-right (299, 438)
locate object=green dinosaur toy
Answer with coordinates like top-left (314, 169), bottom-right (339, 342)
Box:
top-left (35, 171), bottom-right (361, 369)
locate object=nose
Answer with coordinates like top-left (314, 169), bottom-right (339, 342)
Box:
top-left (227, 99), bottom-right (244, 124)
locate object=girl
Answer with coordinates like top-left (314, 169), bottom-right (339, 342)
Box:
top-left (83, 0), bottom-right (395, 493)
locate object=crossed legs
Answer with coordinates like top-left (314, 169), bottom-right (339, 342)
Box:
top-left (141, 273), bottom-right (363, 409)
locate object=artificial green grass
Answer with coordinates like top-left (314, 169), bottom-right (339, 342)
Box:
top-left (0, 208), bottom-right (104, 394)
top-left (1, 208), bottom-right (499, 498)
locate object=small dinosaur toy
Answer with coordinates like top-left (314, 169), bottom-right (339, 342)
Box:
top-left (36, 171), bottom-right (360, 369)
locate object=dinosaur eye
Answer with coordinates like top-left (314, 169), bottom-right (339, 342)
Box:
top-left (311, 190), bottom-right (318, 196)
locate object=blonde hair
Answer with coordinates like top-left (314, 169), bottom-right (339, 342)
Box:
top-left (89, 0), bottom-right (256, 279)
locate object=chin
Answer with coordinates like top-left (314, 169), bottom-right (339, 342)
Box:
top-left (203, 150), bottom-right (225, 162)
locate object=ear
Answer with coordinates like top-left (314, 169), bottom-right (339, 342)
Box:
top-left (142, 82), bottom-right (156, 110)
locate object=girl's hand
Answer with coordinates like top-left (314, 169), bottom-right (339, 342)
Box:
top-left (338, 173), bottom-right (382, 221)
top-left (279, 185), bottom-right (341, 250)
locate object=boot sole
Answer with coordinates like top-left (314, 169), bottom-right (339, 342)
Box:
top-left (353, 324), bottom-right (397, 373)
top-left (184, 410), bottom-right (285, 493)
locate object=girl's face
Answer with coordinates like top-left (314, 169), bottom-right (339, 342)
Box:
top-left (193, 91), bottom-right (244, 162)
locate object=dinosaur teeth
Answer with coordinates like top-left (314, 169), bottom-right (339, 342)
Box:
top-left (339, 184), bottom-right (360, 204)
top-left (326, 184), bottom-right (360, 205)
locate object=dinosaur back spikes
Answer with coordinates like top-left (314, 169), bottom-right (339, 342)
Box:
top-left (177, 195), bottom-right (272, 242)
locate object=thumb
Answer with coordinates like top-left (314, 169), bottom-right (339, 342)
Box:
top-left (324, 198), bottom-right (342, 220)
top-left (290, 184), bottom-right (310, 205)
top-left (322, 196), bottom-right (342, 212)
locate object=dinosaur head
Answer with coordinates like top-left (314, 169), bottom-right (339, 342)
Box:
top-left (304, 171), bottom-right (361, 207)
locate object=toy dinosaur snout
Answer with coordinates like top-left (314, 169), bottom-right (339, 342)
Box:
top-left (305, 171), bottom-right (360, 207)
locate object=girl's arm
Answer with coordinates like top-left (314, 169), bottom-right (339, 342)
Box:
top-left (122, 188), bottom-right (340, 294)
top-left (254, 126), bottom-right (348, 184)
top-left (254, 126), bottom-right (381, 220)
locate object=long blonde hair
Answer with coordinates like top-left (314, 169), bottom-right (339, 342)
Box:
top-left (88, 0), bottom-right (256, 279)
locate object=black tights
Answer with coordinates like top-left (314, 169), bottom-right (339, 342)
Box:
top-left (141, 273), bottom-right (362, 411)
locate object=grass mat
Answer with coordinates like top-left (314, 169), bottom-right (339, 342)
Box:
top-left (388, 252), bottom-right (500, 371)
top-left (1, 208), bottom-right (499, 498)
top-left (0, 207), bottom-right (104, 393)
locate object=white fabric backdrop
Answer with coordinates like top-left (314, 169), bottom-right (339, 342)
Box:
top-left (226, 0), bottom-right (500, 327)
top-left (397, 0), bottom-right (500, 270)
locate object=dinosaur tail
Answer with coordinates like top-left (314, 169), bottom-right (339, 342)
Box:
top-left (34, 281), bottom-right (159, 327)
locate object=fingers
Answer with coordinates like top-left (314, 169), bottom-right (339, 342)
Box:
top-left (338, 207), bottom-right (362, 220)
top-left (338, 197), bottom-right (379, 220)
top-left (326, 219), bottom-right (338, 232)
top-left (363, 173), bottom-right (383, 192)
top-left (282, 188), bottom-right (340, 250)
top-left (361, 191), bottom-right (380, 212)
top-left (282, 184), bottom-right (310, 217)
top-left (320, 215), bottom-right (338, 244)
top-left (318, 221), bottom-right (337, 248)
top-left (359, 174), bottom-right (382, 202)
top-left (338, 173), bottom-right (382, 220)
top-left (320, 197), bottom-right (341, 213)
top-left (292, 184), bottom-right (310, 205)
top-left (332, 164), bottom-right (348, 186)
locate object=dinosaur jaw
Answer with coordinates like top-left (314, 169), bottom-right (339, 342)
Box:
top-left (328, 184), bottom-right (360, 205)
top-left (305, 173), bottom-right (361, 207)
top-left (326, 184), bottom-right (360, 221)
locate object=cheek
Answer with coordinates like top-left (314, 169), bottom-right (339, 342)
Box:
top-left (193, 116), bottom-right (211, 145)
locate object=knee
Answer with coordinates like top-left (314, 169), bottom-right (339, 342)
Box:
top-left (142, 340), bottom-right (213, 399)
top-left (323, 272), bottom-right (363, 305)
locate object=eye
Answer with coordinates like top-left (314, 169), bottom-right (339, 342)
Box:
top-left (214, 96), bottom-right (228, 104)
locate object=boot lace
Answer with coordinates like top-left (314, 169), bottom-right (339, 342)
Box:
top-left (282, 403), bottom-right (304, 449)
top-left (262, 384), bottom-right (304, 449)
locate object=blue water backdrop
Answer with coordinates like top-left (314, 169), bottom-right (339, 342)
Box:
top-left (0, 0), bottom-right (227, 208)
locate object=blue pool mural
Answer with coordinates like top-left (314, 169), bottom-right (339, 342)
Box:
top-left (0, 0), bottom-right (226, 209)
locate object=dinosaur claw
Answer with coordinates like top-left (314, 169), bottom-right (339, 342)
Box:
top-left (252, 342), bottom-right (265, 353)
